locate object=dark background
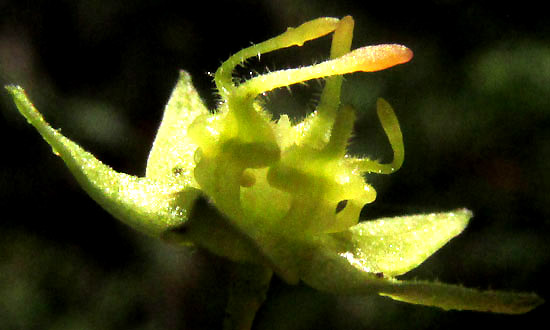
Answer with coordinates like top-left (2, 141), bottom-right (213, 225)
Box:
top-left (1, 1), bottom-right (548, 329)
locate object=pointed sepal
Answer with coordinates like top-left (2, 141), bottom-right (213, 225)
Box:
top-left (7, 85), bottom-right (200, 237)
top-left (330, 209), bottom-right (472, 276)
top-left (380, 279), bottom-right (544, 314)
top-left (146, 70), bottom-right (209, 186)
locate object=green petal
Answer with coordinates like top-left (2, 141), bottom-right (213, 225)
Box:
top-left (7, 85), bottom-right (200, 237)
top-left (146, 70), bottom-right (209, 186)
top-left (380, 279), bottom-right (544, 314)
top-left (329, 209), bottom-right (472, 276)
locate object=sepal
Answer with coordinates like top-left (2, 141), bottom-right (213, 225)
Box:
top-left (146, 70), bottom-right (209, 186)
top-left (379, 280), bottom-right (544, 314)
top-left (7, 86), bottom-right (200, 237)
top-left (330, 209), bottom-right (472, 276)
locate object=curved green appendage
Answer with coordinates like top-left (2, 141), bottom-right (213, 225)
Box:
top-left (146, 71), bottom-right (209, 187)
top-left (7, 86), bottom-right (200, 237)
top-left (347, 98), bottom-right (404, 174)
top-left (329, 209), bottom-right (472, 277)
top-left (215, 17), bottom-right (340, 98)
top-left (375, 98), bottom-right (404, 173)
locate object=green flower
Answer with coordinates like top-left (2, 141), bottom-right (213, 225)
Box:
top-left (7, 15), bottom-right (542, 324)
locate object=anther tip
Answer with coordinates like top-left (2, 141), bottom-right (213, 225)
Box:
top-left (400, 46), bottom-right (414, 64)
top-left (346, 44), bottom-right (414, 73)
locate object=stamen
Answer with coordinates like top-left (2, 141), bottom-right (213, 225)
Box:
top-left (320, 15), bottom-right (355, 113)
top-left (238, 44), bottom-right (413, 98)
top-left (306, 16), bottom-right (355, 145)
top-left (322, 104), bottom-right (355, 158)
top-left (215, 17), bottom-right (340, 99)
